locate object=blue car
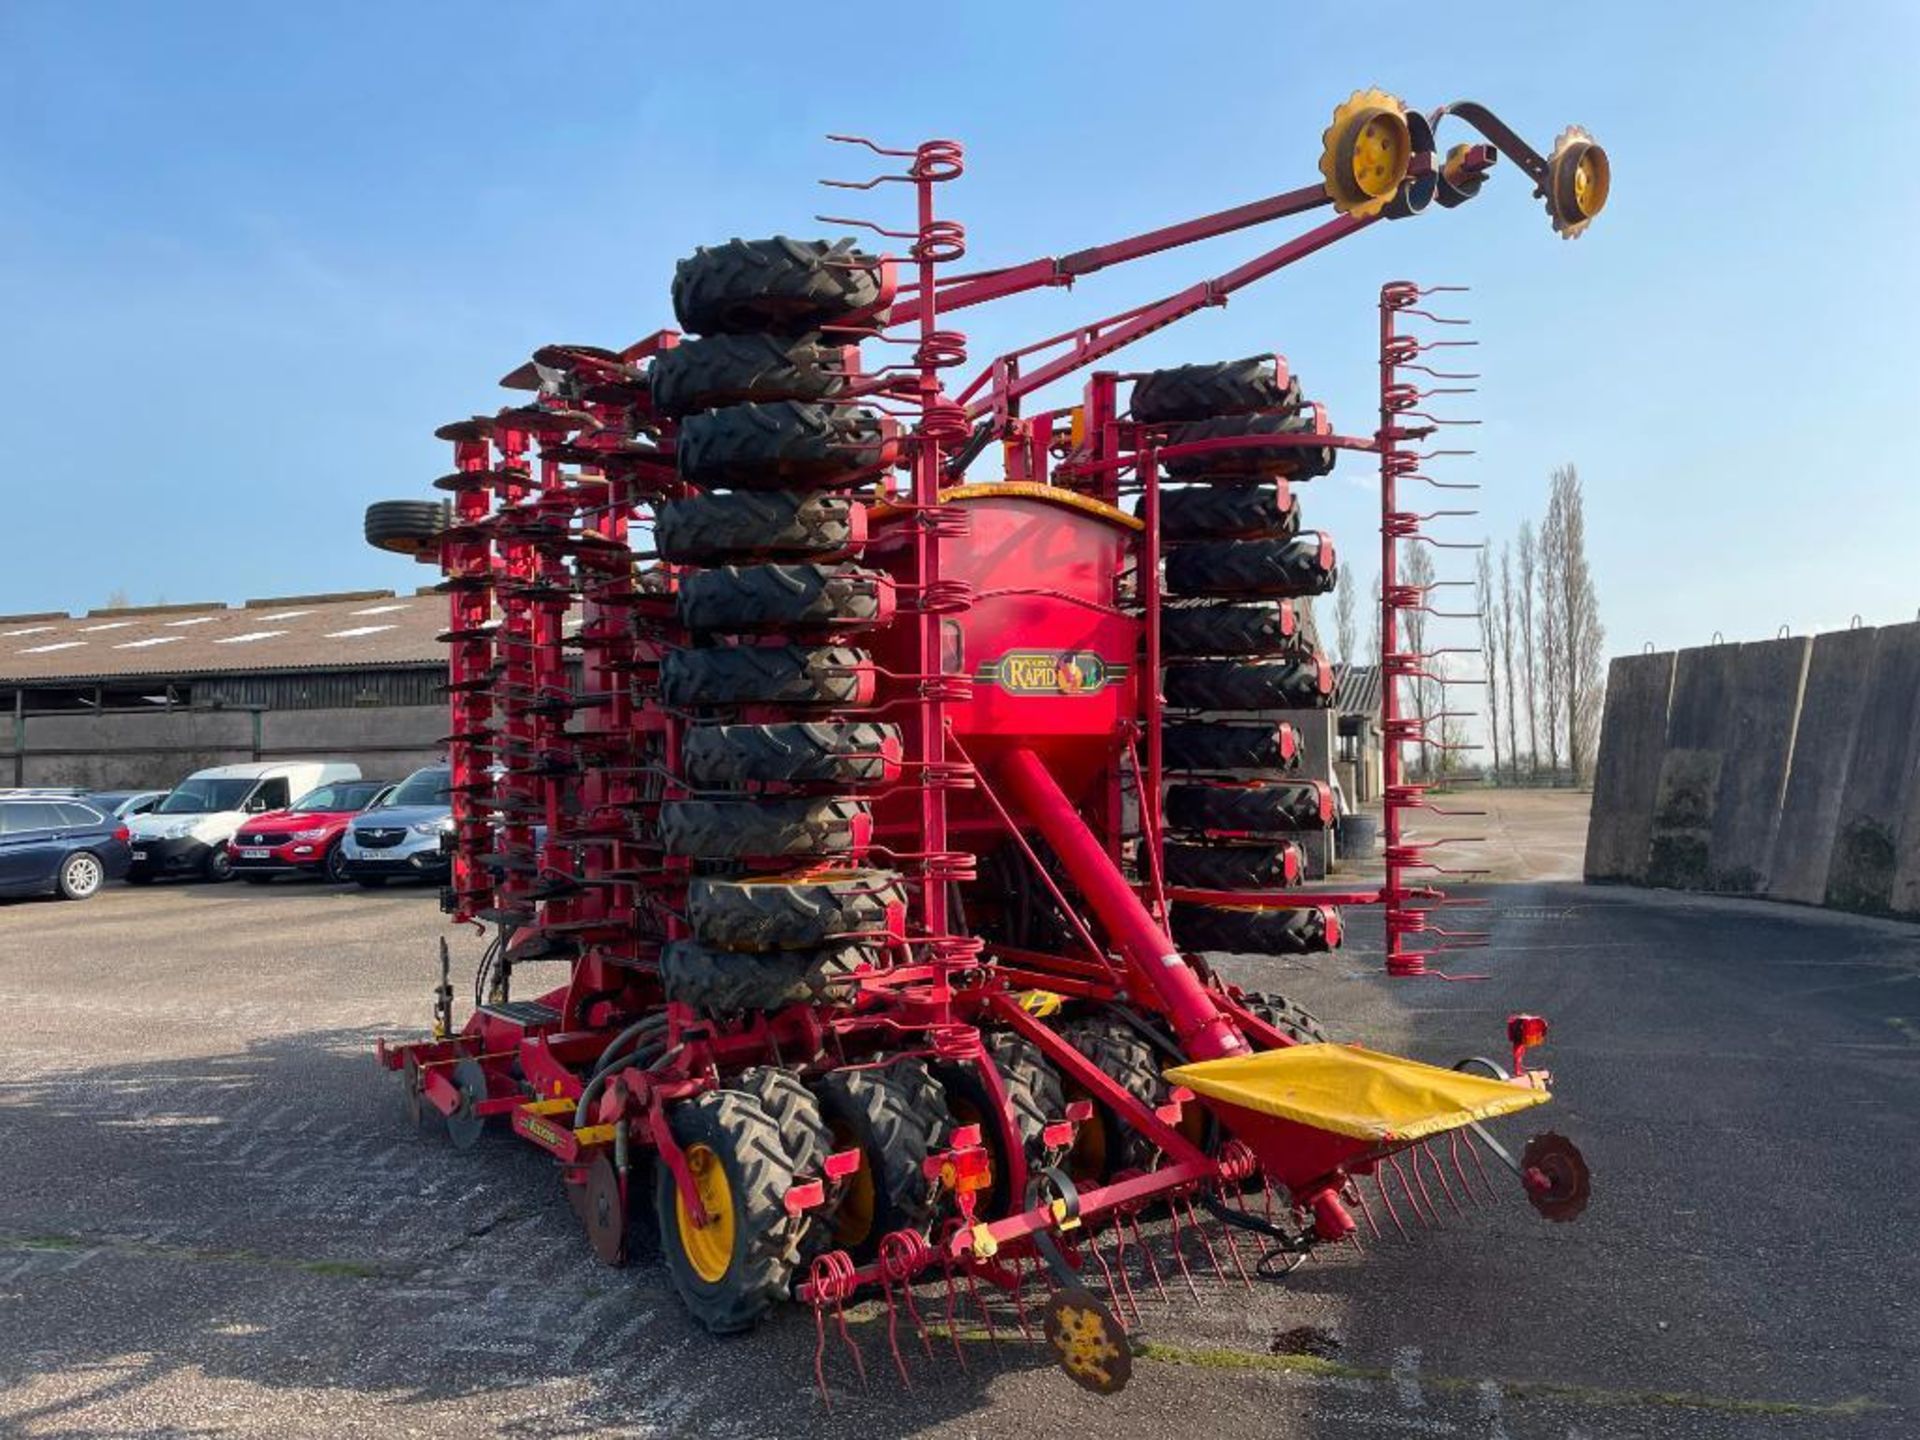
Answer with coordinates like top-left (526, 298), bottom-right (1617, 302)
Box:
top-left (0, 797), bottom-right (132, 901)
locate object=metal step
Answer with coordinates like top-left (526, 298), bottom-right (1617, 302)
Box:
top-left (477, 1000), bottom-right (560, 1028)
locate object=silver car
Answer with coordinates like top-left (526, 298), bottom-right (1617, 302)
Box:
top-left (338, 765), bottom-right (452, 887)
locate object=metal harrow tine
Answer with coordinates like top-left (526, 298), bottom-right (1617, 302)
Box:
top-left (1083, 1224), bottom-right (1140, 1326)
top-left (1371, 1168), bottom-right (1410, 1240)
top-left (1166, 1197), bottom-right (1203, 1302)
top-left (808, 1250), bottom-right (867, 1410)
top-left (1178, 1194), bottom-right (1229, 1287)
top-left (1420, 1140), bottom-right (1465, 1216)
top-left (1124, 1212), bottom-right (1170, 1305)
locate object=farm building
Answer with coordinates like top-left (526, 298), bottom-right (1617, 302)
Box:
top-left (0, 591), bottom-right (449, 789)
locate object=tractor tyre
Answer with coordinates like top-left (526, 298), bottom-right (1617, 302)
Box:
top-left (1171, 902), bottom-right (1340, 956)
top-left (1130, 356), bottom-right (1300, 425)
top-left (1163, 655), bottom-right (1334, 710)
top-left (676, 563), bottom-right (893, 633)
top-left (1059, 1017), bottom-right (1172, 1178)
top-left (1162, 840), bottom-right (1305, 891)
top-left (660, 644), bottom-right (873, 709)
top-left (1234, 988), bottom-right (1332, 1045)
top-left (678, 402), bottom-right (894, 491)
top-left (1161, 411), bottom-right (1334, 479)
top-left (1165, 779), bottom-right (1333, 834)
top-left (655, 491), bottom-right (865, 565)
top-left (1161, 720), bottom-right (1301, 773)
top-left (672, 237), bottom-right (889, 336)
top-left (1164, 533), bottom-right (1337, 600)
top-left (1156, 481), bottom-right (1300, 542)
top-left (654, 1088), bottom-right (804, 1334)
top-left (730, 1066), bottom-right (840, 1257)
top-left (364, 500), bottom-right (449, 558)
top-left (931, 1031), bottom-right (1064, 1223)
top-left (1160, 601), bottom-right (1301, 658)
top-left (687, 868), bottom-right (906, 951)
top-left (658, 797), bottom-right (870, 859)
top-left (683, 721), bottom-right (901, 788)
top-left (814, 1059), bottom-right (948, 1260)
top-left (659, 939), bottom-right (873, 1013)
top-left (648, 332), bottom-right (856, 417)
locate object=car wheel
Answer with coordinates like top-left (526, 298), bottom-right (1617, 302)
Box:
top-left (324, 843), bottom-right (350, 884)
top-left (57, 851), bottom-right (104, 901)
top-left (204, 848), bottom-right (234, 883)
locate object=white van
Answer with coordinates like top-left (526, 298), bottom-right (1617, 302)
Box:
top-left (127, 761), bottom-right (362, 883)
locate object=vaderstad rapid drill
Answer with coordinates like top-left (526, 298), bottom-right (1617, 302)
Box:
top-left (363, 89), bottom-right (1609, 1395)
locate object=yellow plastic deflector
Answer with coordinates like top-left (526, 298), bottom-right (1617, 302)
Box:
top-left (1164, 1044), bottom-right (1549, 1144)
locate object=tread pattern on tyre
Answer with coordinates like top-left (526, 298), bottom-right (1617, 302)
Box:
top-left (649, 333), bottom-right (855, 417)
top-left (683, 721), bottom-right (901, 787)
top-left (1161, 720), bottom-right (1301, 773)
top-left (1164, 533), bottom-right (1337, 600)
top-left (1165, 780), bottom-right (1333, 834)
top-left (1131, 356), bottom-right (1300, 425)
top-left (1160, 602), bottom-right (1301, 658)
top-left (365, 499), bottom-right (449, 555)
top-left (687, 868), bottom-right (906, 951)
top-left (732, 1066), bottom-right (841, 1256)
top-left (678, 402), bottom-right (892, 490)
top-left (1060, 1018), bottom-right (1170, 1173)
top-left (677, 563), bottom-right (892, 632)
top-left (815, 1059), bottom-right (947, 1251)
top-left (1171, 902), bottom-right (1338, 956)
top-left (1161, 411), bottom-right (1330, 478)
top-left (660, 939), bottom-right (873, 1012)
top-left (655, 492), bottom-right (863, 565)
top-left (1155, 482), bottom-right (1300, 542)
top-left (659, 797), bottom-right (870, 858)
top-left (672, 237), bottom-right (888, 337)
top-left (1164, 656), bottom-right (1333, 711)
top-left (655, 1089), bottom-right (802, 1334)
top-left (1233, 988), bottom-right (1332, 1045)
top-left (660, 645), bottom-right (872, 709)
top-left (1162, 840), bottom-right (1304, 890)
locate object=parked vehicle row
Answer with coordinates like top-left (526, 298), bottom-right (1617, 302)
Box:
top-left (0, 761), bottom-right (453, 904)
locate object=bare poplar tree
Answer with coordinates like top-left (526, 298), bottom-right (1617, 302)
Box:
top-left (1475, 545), bottom-right (1502, 781)
top-left (1402, 544), bottom-right (1437, 778)
top-left (1498, 542), bottom-right (1520, 782)
top-left (1537, 497), bottom-right (1566, 774)
top-left (1545, 464), bottom-right (1605, 778)
top-left (1515, 520), bottom-right (1539, 773)
top-left (1332, 566), bottom-right (1357, 669)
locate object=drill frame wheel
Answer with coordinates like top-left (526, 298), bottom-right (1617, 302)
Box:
top-left (813, 1058), bottom-right (948, 1261)
top-left (686, 868), bottom-right (907, 951)
top-left (658, 938), bottom-right (875, 1014)
top-left (671, 236), bottom-right (892, 336)
top-left (655, 491), bottom-right (867, 566)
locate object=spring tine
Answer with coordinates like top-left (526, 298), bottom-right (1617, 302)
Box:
top-left (1106, 1225), bottom-right (1143, 1324)
top-left (813, 1300), bottom-right (834, 1410)
top-left (1008, 1253), bottom-right (1035, 1341)
top-left (1212, 1193), bottom-right (1255, 1290)
top-left (836, 1291), bottom-right (866, 1391)
top-left (881, 1275), bottom-right (911, 1389)
top-left (1087, 1225), bottom-right (1139, 1326)
top-left (1166, 1202), bottom-right (1203, 1303)
top-left (1350, 1180), bottom-right (1383, 1240)
top-left (1422, 1141), bottom-right (1465, 1216)
top-left (1372, 1169), bottom-right (1410, 1240)
top-left (1181, 1195), bottom-right (1229, 1286)
top-left (1391, 1154), bottom-right (1436, 1228)
top-left (938, 1259), bottom-right (969, 1373)
top-left (966, 1266), bottom-right (999, 1352)
top-left (1462, 1126), bottom-right (1499, 1203)
top-left (1128, 1213), bottom-right (1170, 1304)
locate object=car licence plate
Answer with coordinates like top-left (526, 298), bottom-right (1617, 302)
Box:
top-left (131, 849), bottom-right (148, 861)
top-left (239, 848), bottom-right (272, 859)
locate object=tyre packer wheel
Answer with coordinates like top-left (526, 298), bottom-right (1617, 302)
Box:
top-left (1130, 355), bottom-right (1301, 425)
top-left (1170, 902), bottom-right (1341, 956)
top-left (658, 797), bottom-right (871, 859)
top-left (930, 1031), bottom-right (1063, 1222)
top-left (655, 491), bottom-right (866, 565)
top-left (813, 1059), bottom-right (947, 1261)
top-left (687, 868), bottom-right (906, 951)
top-left (671, 237), bottom-right (890, 336)
top-left (1163, 655), bottom-right (1334, 710)
top-left (659, 939), bottom-right (876, 1013)
top-left (676, 563), bottom-right (894, 632)
top-left (682, 721), bottom-right (902, 788)
top-left (648, 332), bottom-right (858, 417)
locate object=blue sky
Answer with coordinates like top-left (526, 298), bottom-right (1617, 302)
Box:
top-left (2, 2), bottom-right (1914, 659)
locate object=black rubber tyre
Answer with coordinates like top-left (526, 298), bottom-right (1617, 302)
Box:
top-left (659, 797), bottom-right (870, 859)
top-left (203, 847), bottom-right (233, 882)
top-left (931, 1032), bottom-right (1063, 1222)
top-left (1155, 482), bottom-right (1300, 542)
top-left (654, 1089), bottom-right (804, 1335)
top-left (660, 645), bottom-right (872, 709)
top-left (732, 1066), bottom-right (841, 1257)
top-left (323, 842), bottom-right (350, 884)
top-left (677, 563), bottom-right (892, 633)
top-left (672, 237), bottom-right (888, 336)
top-left (1164, 656), bottom-right (1333, 711)
top-left (1234, 988), bottom-right (1332, 1044)
top-left (1162, 840), bottom-right (1304, 891)
top-left (683, 721), bottom-right (901, 788)
top-left (814, 1059), bottom-right (947, 1260)
top-left (1059, 1018), bottom-right (1172, 1178)
top-left (1161, 412), bottom-right (1333, 479)
top-left (55, 851), bottom-right (106, 900)
top-left (1164, 533), bottom-right (1337, 600)
top-left (1131, 356), bottom-right (1300, 425)
top-left (1171, 903), bottom-right (1339, 956)
top-left (688, 868), bottom-right (906, 951)
top-left (365, 500), bottom-right (449, 558)
top-left (649, 333), bottom-right (856, 417)
top-left (1160, 601), bottom-right (1301, 658)
top-left (655, 492), bottom-right (864, 565)
top-left (661, 939), bottom-right (873, 1013)
top-left (678, 402), bottom-right (892, 491)
top-left (1161, 720), bottom-right (1300, 773)
top-left (1165, 780), bottom-right (1333, 835)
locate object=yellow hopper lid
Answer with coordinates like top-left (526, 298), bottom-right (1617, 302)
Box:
top-left (1165, 1044), bottom-right (1550, 1144)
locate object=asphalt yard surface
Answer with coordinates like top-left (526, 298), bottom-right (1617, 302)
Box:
top-left (2, 813), bottom-right (1915, 1437)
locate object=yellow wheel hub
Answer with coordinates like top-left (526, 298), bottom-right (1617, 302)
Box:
top-left (1546, 125), bottom-right (1610, 239)
top-left (1319, 88), bottom-right (1413, 219)
top-left (674, 1143), bottom-right (737, 1284)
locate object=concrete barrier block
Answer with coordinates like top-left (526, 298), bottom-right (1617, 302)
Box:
top-left (1643, 645), bottom-right (1741, 890)
top-left (1767, 627), bottom-right (1879, 905)
top-left (1826, 622), bottom-right (1920, 916)
top-left (1703, 637), bottom-right (1811, 893)
top-left (1583, 651), bottom-right (1675, 883)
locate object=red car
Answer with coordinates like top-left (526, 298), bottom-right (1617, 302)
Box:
top-left (228, 780), bottom-right (396, 884)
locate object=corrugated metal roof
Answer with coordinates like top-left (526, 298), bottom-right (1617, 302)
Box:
top-left (0, 591), bottom-right (446, 684)
top-left (1333, 662), bottom-right (1382, 717)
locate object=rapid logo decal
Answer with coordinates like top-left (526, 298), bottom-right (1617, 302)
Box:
top-left (980, 651), bottom-right (1126, 696)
